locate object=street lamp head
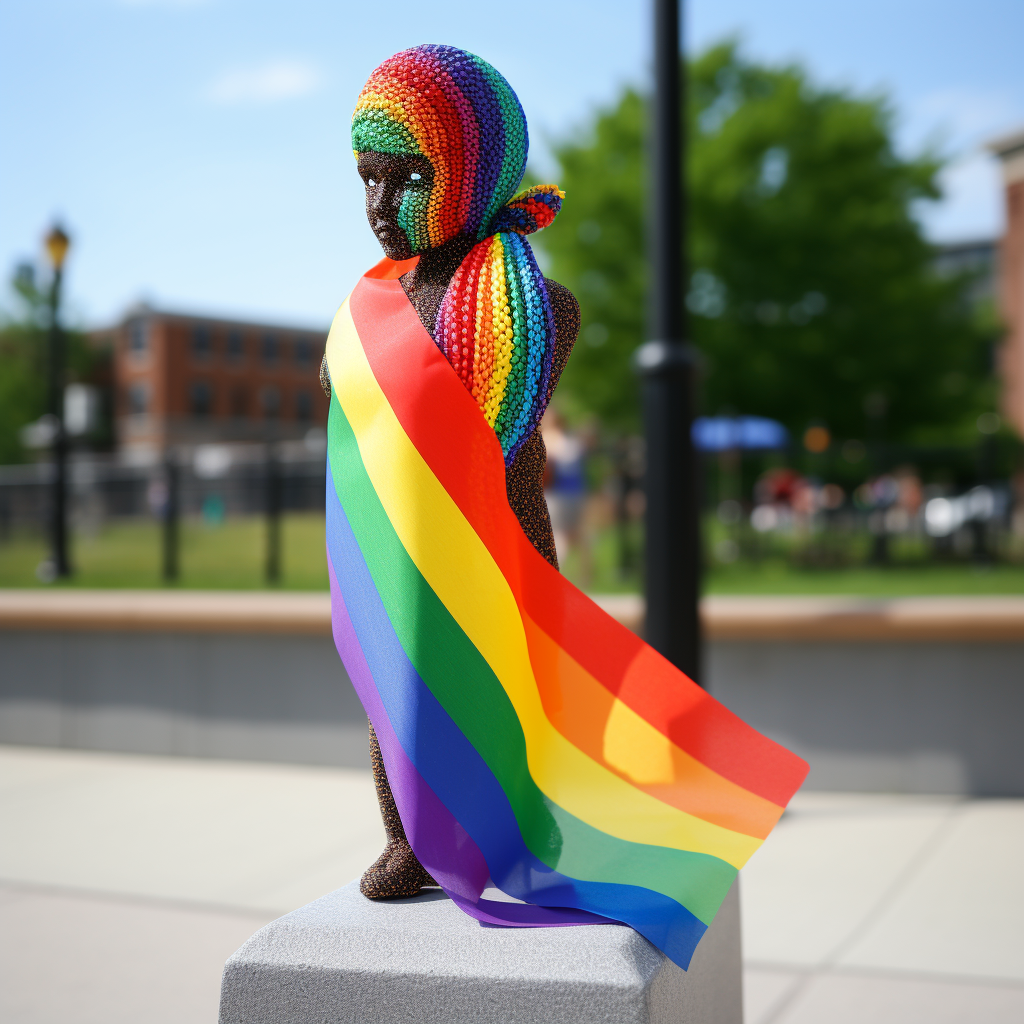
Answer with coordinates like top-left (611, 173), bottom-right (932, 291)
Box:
top-left (45, 224), bottom-right (70, 270)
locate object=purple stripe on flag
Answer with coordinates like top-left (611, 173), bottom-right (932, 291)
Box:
top-left (328, 546), bottom-right (605, 927)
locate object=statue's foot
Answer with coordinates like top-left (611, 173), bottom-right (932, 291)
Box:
top-left (360, 839), bottom-right (437, 900)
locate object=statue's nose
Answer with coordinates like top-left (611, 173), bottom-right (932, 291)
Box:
top-left (370, 181), bottom-right (402, 225)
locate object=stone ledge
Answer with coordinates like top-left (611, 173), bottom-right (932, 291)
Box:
top-left (701, 594), bottom-right (1024, 642)
top-left (4, 589), bottom-right (1024, 642)
top-left (0, 590), bottom-right (332, 635)
top-left (218, 881), bottom-right (742, 1024)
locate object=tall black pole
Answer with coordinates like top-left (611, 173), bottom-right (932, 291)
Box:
top-left (162, 452), bottom-right (180, 582)
top-left (47, 263), bottom-right (71, 579)
top-left (265, 441), bottom-right (282, 585)
top-left (636, 0), bottom-right (701, 681)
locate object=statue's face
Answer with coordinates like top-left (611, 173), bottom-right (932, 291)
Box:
top-left (357, 151), bottom-right (435, 261)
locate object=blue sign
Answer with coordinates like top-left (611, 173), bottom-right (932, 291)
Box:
top-left (692, 416), bottom-right (789, 452)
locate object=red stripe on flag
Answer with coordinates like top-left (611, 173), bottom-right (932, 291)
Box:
top-left (349, 265), bottom-right (808, 807)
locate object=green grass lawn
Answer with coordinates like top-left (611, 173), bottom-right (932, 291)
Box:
top-left (560, 520), bottom-right (1024, 596)
top-left (0, 514), bottom-right (328, 590)
top-left (703, 561), bottom-right (1024, 595)
top-left (1, 514), bottom-right (1022, 595)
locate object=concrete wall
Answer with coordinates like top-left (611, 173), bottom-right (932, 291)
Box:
top-left (708, 640), bottom-right (1024, 796)
top-left (0, 630), bottom-right (369, 769)
top-left (2, 623), bottom-right (1021, 794)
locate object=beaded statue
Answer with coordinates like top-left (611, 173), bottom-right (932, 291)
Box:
top-left (321, 45), bottom-right (807, 969)
top-left (324, 43), bottom-right (580, 897)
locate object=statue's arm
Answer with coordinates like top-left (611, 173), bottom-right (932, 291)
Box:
top-left (545, 279), bottom-right (580, 394)
top-left (319, 352), bottom-right (331, 399)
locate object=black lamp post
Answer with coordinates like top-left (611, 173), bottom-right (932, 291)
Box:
top-left (162, 452), bottom-right (180, 583)
top-left (635, 0), bottom-right (702, 682)
top-left (265, 440), bottom-right (282, 585)
top-left (45, 224), bottom-right (72, 580)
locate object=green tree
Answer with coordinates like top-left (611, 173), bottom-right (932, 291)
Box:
top-left (0, 264), bottom-right (96, 464)
top-left (536, 42), bottom-right (996, 442)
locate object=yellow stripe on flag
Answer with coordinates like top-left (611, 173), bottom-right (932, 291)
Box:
top-left (327, 299), bottom-right (761, 868)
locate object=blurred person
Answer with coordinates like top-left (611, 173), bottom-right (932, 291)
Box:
top-left (541, 408), bottom-right (587, 568)
top-left (754, 467), bottom-right (802, 507)
top-left (887, 467), bottom-right (923, 535)
top-left (790, 477), bottom-right (818, 521)
top-left (750, 467), bottom-right (803, 533)
top-left (856, 474), bottom-right (901, 563)
top-left (895, 468), bottom-right (923, 516)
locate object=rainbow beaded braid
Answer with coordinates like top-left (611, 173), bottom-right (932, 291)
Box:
top-left (352, 45), bottom-right (564, 464)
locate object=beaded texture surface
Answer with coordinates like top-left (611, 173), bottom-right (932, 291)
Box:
top-left (362, 721), bottom-right (439, 899)
top-left (352, 44), bottom-right (564, 465)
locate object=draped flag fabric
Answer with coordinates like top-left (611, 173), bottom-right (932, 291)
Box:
top-left (325, 257), bottom-right (809, 970)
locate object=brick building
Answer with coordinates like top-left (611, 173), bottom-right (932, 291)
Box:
top-left (990, 126), bottom-right (1024, 437)
top-left (91, 306), bottom-right (329, 463)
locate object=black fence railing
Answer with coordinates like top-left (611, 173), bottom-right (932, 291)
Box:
top-left (3, 436), bottom-right (1023, 584)
top-left (0, 441), bottom-right (328, 542)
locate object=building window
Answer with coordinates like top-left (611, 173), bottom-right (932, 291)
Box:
top-left (262, 333), bottom-right (279, 365)
top-left (227, 329), bottom-right (245, 363)
top-left (295, 389), bottom-right (313, 422)
top-left (127, 382), bottom-right (149, 414)
top-left (230, 386), bottom-right (248, 419)
top-left (261, 385), bottom-right (281, 420)
top-left (192, 325), bottom-right (212, 361)
top-left (128, 320), bottom-right (149, 355)
top-left (295, 338), bottom-right (313, 368)
top-left (190, 380), bottom-right (213, 417)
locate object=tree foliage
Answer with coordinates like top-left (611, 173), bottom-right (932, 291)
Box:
top-left (0, 264), bottom-right (94, 464)
top-left (536, 42), bottom-right (996, 442)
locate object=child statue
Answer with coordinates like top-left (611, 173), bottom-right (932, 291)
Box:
top-left (319, 44), bottom-right (806, 970)
top-left (321, 44), bottom-right (579, 899)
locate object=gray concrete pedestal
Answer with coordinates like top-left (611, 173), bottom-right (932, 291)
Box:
top-left (218, 881), bottom-right (742, 1024)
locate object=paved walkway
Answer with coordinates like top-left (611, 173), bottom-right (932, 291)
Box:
top-left (1, 745), bottom-right (1021, 1023)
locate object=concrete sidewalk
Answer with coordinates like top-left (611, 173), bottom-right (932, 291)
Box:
top-left (1, 745), bottom-right (1022, 1023)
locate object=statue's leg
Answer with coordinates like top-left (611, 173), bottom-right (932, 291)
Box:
top-left (361, 427), bottom-right (553, 899)
top-left (325, 357), bottom-right (435, 898)
top-left (360, 719), bottom-right (437, 899)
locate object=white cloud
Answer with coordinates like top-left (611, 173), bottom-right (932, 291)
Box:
top-left (207, 60), bottom-right (323, 105)
top-left (919, 151), bottom-right (1005, 243)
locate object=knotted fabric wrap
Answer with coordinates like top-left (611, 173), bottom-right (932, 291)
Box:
top-left (325, 259), bottom-right (810, 970)
top-left (352, 44), bottom-right (564, 464)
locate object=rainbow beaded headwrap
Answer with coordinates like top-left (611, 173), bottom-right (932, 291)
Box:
top-left (352, 44), bottom-right (564, 464)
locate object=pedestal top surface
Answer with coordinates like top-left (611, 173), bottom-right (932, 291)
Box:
top-left (231, 882), bottom-right (660, 987)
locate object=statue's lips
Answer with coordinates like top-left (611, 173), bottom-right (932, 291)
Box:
top-left (374, 227), bottom-right (411, 259)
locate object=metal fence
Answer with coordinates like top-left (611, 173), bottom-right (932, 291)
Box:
top-left (0, 440), bottom-right (328, 543)
top-left (4, 433), bottom-right (1023, 577)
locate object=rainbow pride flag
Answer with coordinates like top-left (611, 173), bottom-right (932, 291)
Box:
top-left (325, 258), bottom-right (809, 970)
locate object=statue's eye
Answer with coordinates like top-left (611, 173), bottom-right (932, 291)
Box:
top-left (410, 172), bottom-right (422, 181)
top-left (366, 177), bottom-right (377, 188)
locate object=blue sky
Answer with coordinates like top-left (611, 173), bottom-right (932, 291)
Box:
top-left (2, 0), bottom-right (1023, 330)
